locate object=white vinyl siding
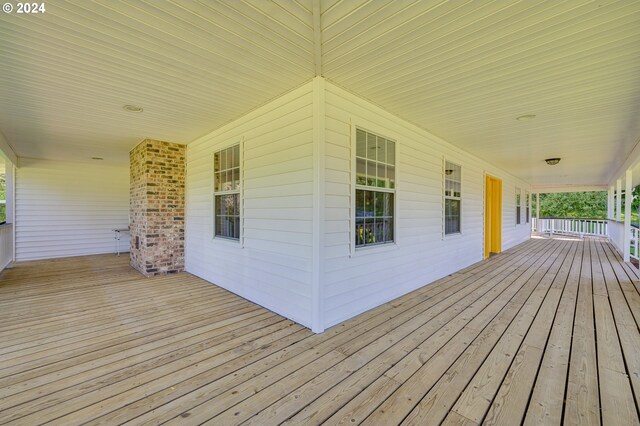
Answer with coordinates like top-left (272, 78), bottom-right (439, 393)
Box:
top-left (15, 158), bottom-right (129, 261)
top-left (185, 82), bottom-right (314, 328)
top-left (322, 82), bottom-right (531, 329)
top-left (184, 78), bottom-right (530, 332)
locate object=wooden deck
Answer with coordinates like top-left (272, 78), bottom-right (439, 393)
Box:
top-left (1, 237), bottom-right (640, 425)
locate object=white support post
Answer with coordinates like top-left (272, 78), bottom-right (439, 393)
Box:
top-left (536, 192), bottom-right (540, 231)
top-left (310, 76), bottom-right (325, 333)
top-left (624, 170), bottom-right (632, 262)
top-left (6, 162), bottom-right (16, 265)
top-left (5, 161), bottom-right (14, 224)
top-left (607, 186), bottom-right (614, 220)
top-left (616, 178), bottom-right (622, 222)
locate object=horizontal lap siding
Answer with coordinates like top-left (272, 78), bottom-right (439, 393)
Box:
top-left (185, 83), bottom-right (314, 328)
top-left (322, 83), bottom-right (530, 328)
top-left (15, 158), bottom-right (129, 261)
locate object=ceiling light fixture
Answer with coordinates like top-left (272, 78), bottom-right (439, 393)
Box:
top-left (545, 158), bottom-right (561, 165)
top-left (91, 157), bottom-right (104, 160)
top-left (123, 104), bottom-right (143, 113)
top-left (516, 114), bottom-right (536, 121)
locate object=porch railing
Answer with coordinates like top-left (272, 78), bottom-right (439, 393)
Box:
top-left (532, 217), bottom-right (608, 238)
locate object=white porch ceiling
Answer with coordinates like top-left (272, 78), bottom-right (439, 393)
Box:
top-left (1, 0), bottom-right (639, 189)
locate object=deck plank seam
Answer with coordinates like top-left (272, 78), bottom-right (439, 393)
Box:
top-left (453, 241), bottom-right (574, 425)
top-left (157, 240), bottom-right (560, 425)
top-left (517, 239), bottom-right (582, 425)
top-left (595, 241), bottom-right (640, 422)
top-left (368, 240), bottom-right (570, 425)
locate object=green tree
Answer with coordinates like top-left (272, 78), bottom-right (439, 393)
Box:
top-left (538, 191), bottom-right (607, 219)
top-left (626, 186), bottom-right (640, 226)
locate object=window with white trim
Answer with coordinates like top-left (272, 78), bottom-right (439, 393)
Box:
top-left (213, 144), bottom-right (240, 240)
top-left (444, 161), bottom-right (462, 235)
top-left (355, 128), bottom-right (395, 247)
top-left (516, 187), bottom-right (522, 225)
top-left (0, 171), bottom-right (5, 224)
top-left (525, 190), bottom-right (530, 223)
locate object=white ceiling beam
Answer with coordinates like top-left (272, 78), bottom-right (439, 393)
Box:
top-left (0, 129), bottom-right (18, 166)
top-left (313, 0), bottom-right (322, 76)
top-left (607, 135), bottom-right (640, 186)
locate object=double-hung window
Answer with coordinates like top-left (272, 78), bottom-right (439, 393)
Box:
top-left (213, 144), bottom-right (241, 240)
top-left (516, 188), bottom-right (522, 225)
top-left (355, 128), bottom-right (395, 247)
top-left (0, 171), bottom-right (5, 224)
top-left (525, 190), bottom-right (530, 223)
top-left (444, 161), bottom-right (462, 235)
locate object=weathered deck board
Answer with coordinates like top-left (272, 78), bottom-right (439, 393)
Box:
top-left (238, 240), bottom-right (562, 426)
top-left (442, 242), bottom-right (570, 424)
top-left (593, 241), bottom-right (640, 425)
top-left (112, 239), bottom-right (553, 426)
top-left (1, 237), bottom-right (638, 425)
top-left (356, 240), bottom-right (568, 426)
top-left (524, 240), bottom-right (583, 425)
top-left (482, 240), bottom-right (580, 425)
top-left (564, 238), bottom-right (601, 426)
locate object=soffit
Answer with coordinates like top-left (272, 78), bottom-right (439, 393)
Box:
top-left (0, 0), bottom-right (639, 190)
top-left (0, 0), bottom-right (314, 164)
top-left (321, 0), bottom-right (640, 188)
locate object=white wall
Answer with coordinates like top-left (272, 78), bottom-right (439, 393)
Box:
top-left (608, 220), bottom-right (625, 255)
top-left (0, 160), bottom-right (15, 271)
top-left (15, 158), bottom-right (129, 261)
top-left (184, 78), bottom-right (531, 332)
top-left (185, 82), bottom-right (315, 329)
top-left (321, 82), bottom-right (531, 329)
top-left (0, 224), bottom-right (12, 271)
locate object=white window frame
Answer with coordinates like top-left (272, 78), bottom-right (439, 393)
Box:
top-left (516, 187), bottom-right (522, 225)
top-left (0, 170), bottom-right (5, 225)
top-left (350, 124), bottom-right (398, 255)
top-left (212, 141), bottom-right (243, 243)
top-left (443, 158), bottom-right (462, 237)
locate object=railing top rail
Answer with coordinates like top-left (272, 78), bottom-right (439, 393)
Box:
top-left (537, 217), bottom-right (607, 221)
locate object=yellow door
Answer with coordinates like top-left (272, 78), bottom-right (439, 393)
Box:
top-left (485, 176), bottom-right (492, 258)
top-left (485, 176), bottom-right (502, 258)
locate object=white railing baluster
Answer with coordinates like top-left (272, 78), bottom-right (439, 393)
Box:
top-left (630, 226), bottom-right (639, 262)
top-left (534, 218), bottom-right (608, 238)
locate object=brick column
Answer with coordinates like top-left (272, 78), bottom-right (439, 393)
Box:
top-left (129, 139), bottom-right (185, 276)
